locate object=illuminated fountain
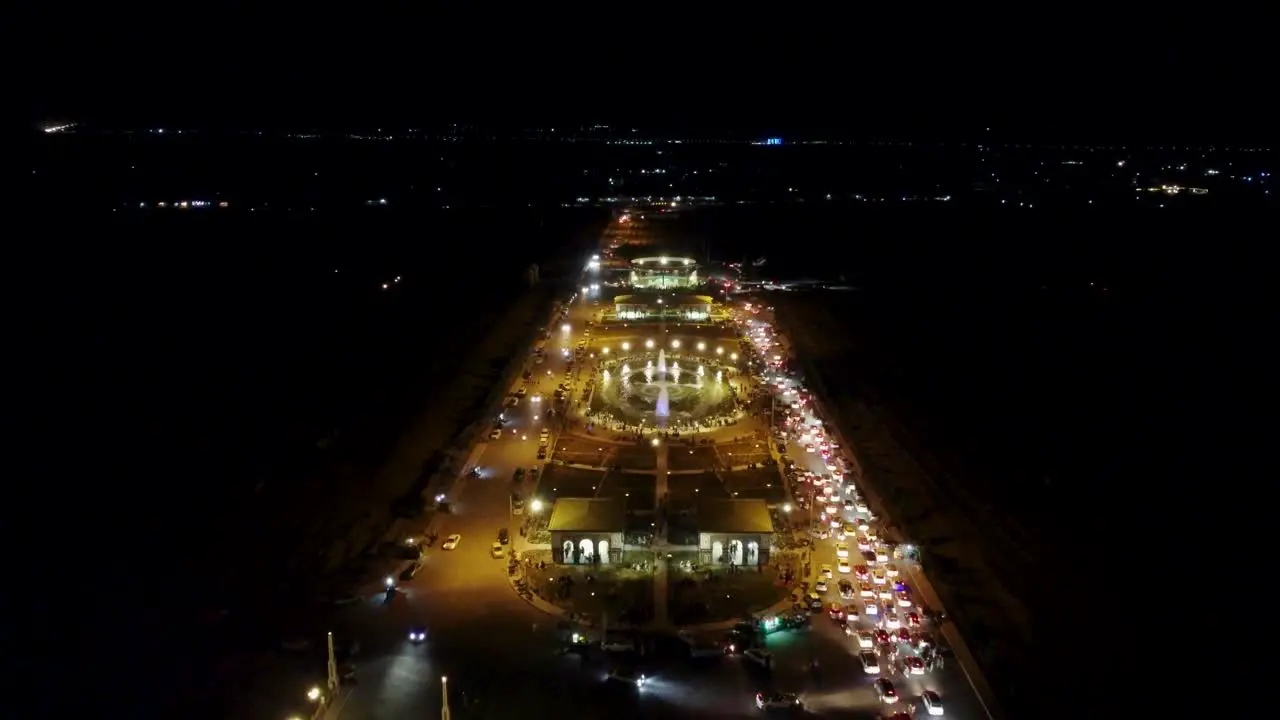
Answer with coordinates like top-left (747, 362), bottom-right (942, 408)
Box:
top-left (653, 350), bottom-right (670, 420)
top-left (594, 348), bottom-right (732, 429)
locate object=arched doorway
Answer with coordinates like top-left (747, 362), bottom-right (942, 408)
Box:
top-left (578, 538), bottom-right (595, 563)
top-left (729, 539), bottom-right (743, 566)
top-left (562, 540), bottom-right (575, 564)
top-left (598, 540), bottom-right (610, 564)
top-left (746, 541), bottom-right (759, 566)
top-left (712, 540), bottom-right (724, 564)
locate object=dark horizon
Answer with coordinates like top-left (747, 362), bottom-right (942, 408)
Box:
top-left (26, 14), bottom-right (1275, 145)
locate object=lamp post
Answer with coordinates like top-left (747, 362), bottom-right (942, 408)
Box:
top-left (326, 631), bottom-right (338, 693)
top-left (441, 675), bottom-right (451, 720)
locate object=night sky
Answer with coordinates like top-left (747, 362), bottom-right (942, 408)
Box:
top-left (25, 12), bottom-right (1273, 142)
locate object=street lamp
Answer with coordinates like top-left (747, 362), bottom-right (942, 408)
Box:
top-left (671, 339), bottom-right (680, 349)
top-left (441, 675), bottom-right (451, 720)
top-left (716, 346), bottom-right (724, 355)
top-left (307, 687), bottom-right (322, 702)
top-left (645, 339), bottom-right (654, 349)
top-left (621, 342), bottom-right (631, 351)
top-left (697, 341), bottom-right (706, 351)
top-left (530, 498), bottom-right (544, 514)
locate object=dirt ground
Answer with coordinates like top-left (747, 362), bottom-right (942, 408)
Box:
top-left (668, 445), bottom-right (719, 471)
top-left (721, 468), bottom-right (788, 503)
top-left (666, 471), bottom-right (730, 508)
top-left (715, 440), bottom-right (771, 467)
top-left (613, 444), bottom-right (657, 469)
top-left (596, 471), bottom-right (656, 508)
top-left (553, 437), bottom-right (612, 467)
top-left (535, 465), bottom-right (606, 501)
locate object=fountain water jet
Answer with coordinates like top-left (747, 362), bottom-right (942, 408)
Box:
top-left (657, 349), bottom-right (667, 375)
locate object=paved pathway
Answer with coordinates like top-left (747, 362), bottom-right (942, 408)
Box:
top-left (652, 553), bottom-right (670, 627)
top-left (652, 439), bottom-right (669, 511)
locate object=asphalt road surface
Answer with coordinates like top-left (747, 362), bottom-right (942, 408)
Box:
top-left (325, 251), bottom-right (988, 718)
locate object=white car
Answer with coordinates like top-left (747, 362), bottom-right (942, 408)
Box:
top-left (860, 651), bottom-right (881, 674)
top-left (442, 534), bottom-right (461, 550)
top-left (875, 546), bottom-right (891, 563)
top-left (863, 598), bottom-right (879, 615)
top-left (539, 429), bottom-right (550, 440)
top-left (871, 568), bottom-right (887, 585)
top-left (895, 590), bottom-right (913, 608)
top-left (857, 630), bottom-right (875, 648)
top-left (880, 606), bottom-right (901, 629)
top-left (877, 585), bottom-right (893, 600)
top-left (856, 534), bottom-right (873, 551)
top-left (819, 564), bottom-right (833, 579)
top-left (922, 690), bottom-right (945, 716)
top-left (885, 563), bottom-right (900, 578)
top-left (837, 558), bottom-right (851, 574)
top-left (743, 648), bottom-right (773, 668)
top-left (490, 542), bottom-right (505, 559)
top-left (859, 582), bottom-right (876, 598)
top-left (835, 542), bottom-right (850, 558)
top-left (814, 579), bottom-right (828, 593)
top-left (855, 500), bottom-right (869, 513)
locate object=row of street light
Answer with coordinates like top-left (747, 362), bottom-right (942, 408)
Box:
top-left (596, 339), bottom-right (737, 360)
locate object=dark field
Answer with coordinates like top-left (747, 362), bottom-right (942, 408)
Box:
top-left (22, 205), bottom-right (607, 715)
top-left (736, 204), bottom-right (1244, 715)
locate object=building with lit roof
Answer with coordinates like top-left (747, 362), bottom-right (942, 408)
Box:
top-left (614, 293), bottom-right (713, 321)
top-left (630, 256), bottom-right (699, 289)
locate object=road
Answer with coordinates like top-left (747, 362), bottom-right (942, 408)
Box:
top-left (326, 228), bottom-right (989, 718)
top-left (741, 309), bottom-right (994, 719)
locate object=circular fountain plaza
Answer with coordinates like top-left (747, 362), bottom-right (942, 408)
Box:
top-left (589, 348), bottom-right (743, 433)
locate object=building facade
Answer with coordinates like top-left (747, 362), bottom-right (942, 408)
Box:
top-left (547, 498), bottom-right (626, 564)
top-left (695, 499), bottom-right (774, 567)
